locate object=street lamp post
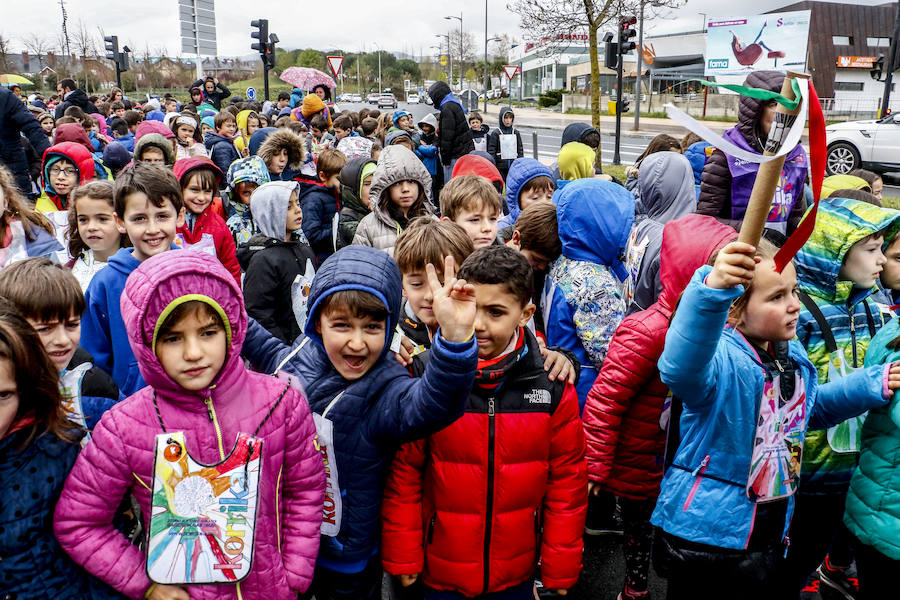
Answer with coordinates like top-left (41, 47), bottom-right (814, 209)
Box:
top-left (436, 34), bottom-right (452, 86)
top-left (484, 36), bottom-right (501, 112)
top-left (373, 42), bottom-right (382, 93)
top-left (445, 13), bottom-right (463, 89)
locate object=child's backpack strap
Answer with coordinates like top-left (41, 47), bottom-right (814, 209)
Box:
top-left (797, 290), bottom-right (837, 354)
top-left (862, 299), bottom-right (877, 338)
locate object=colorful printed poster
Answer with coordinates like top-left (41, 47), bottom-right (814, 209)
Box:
top-left (705, 11), bottom-right (810, 76)
top-left (747, 373), bottom-right (806, 502)
top-left (146, 431), bottom-right (262, 584)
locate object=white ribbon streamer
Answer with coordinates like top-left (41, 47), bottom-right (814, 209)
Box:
top-left (664, 78), bottom-right (809, 164)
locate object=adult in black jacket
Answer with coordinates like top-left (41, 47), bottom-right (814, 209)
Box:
top-left (53, 79), bottom-right (101, 119)
top-left (0, 87), bottom-right (51, 194)
top-left (190, 76), bottom-right (232, 110)
top-left (427, 81), bottom-right (473, 181)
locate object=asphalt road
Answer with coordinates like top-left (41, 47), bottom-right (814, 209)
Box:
top-left (337, 101), bottom-right (648, 166)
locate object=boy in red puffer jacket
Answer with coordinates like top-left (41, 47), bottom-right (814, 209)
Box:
top-left (383, 245), bottom-right (587, 599)
top-left (173, 157), bottom-right (241, 284)
top-left (582, 214), bottom-right (736, 600)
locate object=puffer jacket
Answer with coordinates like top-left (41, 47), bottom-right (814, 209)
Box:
top-left (697, 70), bottom-right (808, 232)
top-left (624, 152), bottom-right (698, 315)
top-left (1, 428), bottom-right (101, 599)
top-left (794, 198), bottom-right (900, 495)
top-left (543, 178), bottom-right (633, 407)
top-left (352, 145), bottom-right (434, 255)
top-left (205, 131), bottom-right (240, 178)
top-left (1, 86), bottom-right (50, 194)
top-left (428, 81), bottom-right (474, 164)
top-left (55, 251), bottom-right (325, 599)
top-left (35, 141), bottom-right (96, 212)
top-left (499, 158), bottom-right (554, 229)
top-left (337, 157), bottom-right (375, 249)
top-left (651, 265), bottom-right (890, 550)
top-left (54, 87), bottom-right (101, 119)
top-left (845, 318), bottom-right (900, 560)
top-left (584, 215), bottom-right (736, 500)
top-left (298, 179), bottom-right (341, 264)
top-left (240, 245), bottom-right (478, 572)
top-left (173, 157), bottom-right (241, 284)
top-left (382, 328), bottom-right (586, 595)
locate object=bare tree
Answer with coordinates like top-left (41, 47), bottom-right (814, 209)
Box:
top-left (0, 33), bottom-right (12, 73)
top-left (509, 0), bottom-right (682, 137)
top-left (23, 33), bottom-right (54, 70)
top-left (449, 29), bottom-right (477, 76)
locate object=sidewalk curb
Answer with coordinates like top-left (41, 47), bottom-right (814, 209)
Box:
top-left (514, 121), bottom-right (673, 140)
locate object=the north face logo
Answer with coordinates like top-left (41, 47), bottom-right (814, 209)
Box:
top-left (525, 389), bottom-right (552, 405)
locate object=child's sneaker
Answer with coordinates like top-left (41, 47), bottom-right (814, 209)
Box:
top-left (816, 557), bottom-right (859, 600)
top-left (584, 493), bottom-right (623, 536)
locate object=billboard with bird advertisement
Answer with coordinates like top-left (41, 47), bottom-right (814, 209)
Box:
top-left (705, 11), bottom-right (810, 76)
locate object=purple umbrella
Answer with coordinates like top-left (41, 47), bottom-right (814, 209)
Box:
top-left (279, 67), bottom-right (336, 91)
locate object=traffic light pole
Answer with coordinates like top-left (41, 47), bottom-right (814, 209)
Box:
top-left (263, 62), bottom-right (270, 102)
top-left (613, 57), bottom-right (624, 165)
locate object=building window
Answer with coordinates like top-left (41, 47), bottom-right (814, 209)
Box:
top-left (834, 81), bottom-right (864, 92)
top-left (832, 36), bottom-right (853, 46)
top-left (867, 37), bottom-right (891, 47)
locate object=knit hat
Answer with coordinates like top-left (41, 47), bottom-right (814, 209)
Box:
top-left (558, 142), bottom-right (595, 181)
top-left (201, 116), bottom-right (215, 130)
top-left (385, 130), bottom-right (412, 147)
top-left (135, 120), bottom-right (175, 143)
top-left (392, 109), bottom-right (407, 126)
top-left (300, 94), bottom-right (331, 128)
top-left (102, 141), bottom-right (132, 171)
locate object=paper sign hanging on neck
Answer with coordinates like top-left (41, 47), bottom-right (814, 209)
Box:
top-left (146, 431), bottom-right (262, 584)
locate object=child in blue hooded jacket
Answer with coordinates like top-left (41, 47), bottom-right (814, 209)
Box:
top-left (542, 178), bottom-right (632, 409)
top-left (498, 158), bottom-right (555, 231)
top-left (241, 246), bottom-right (478, 600)
top-left (651, 237), bottom-right (899, 599)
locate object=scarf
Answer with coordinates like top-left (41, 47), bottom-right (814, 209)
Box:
top-left (475, 329), bottom-right (526, 390)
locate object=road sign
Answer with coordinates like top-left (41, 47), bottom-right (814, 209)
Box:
top-left (502, 65), bottom-right (520, 80)
top-left (179, 0), bottom-right (217, 56)
top-left (246, 86), bottom-right (256, 100)
top-left (327, 55), bottom-right (344, 78)
top-left (440, 54), bottom-right (449, 67)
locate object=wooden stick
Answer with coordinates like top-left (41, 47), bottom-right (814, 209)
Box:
top-left (737, 71), bottom-right (810, 247)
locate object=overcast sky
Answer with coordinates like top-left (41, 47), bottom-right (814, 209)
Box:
top-left (2, 0), bottom-right (890, 58)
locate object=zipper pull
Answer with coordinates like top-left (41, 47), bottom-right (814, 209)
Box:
top-left (850, 317), bottom-right (856, 333)
top-left (692, 454), bottom-right (710, 477)
top-left (774, 359), bottom-right (785, 373)
top-left (488, 398), bottom-right (495, 416)
top-left (203, 397), bottom-right (214, 422)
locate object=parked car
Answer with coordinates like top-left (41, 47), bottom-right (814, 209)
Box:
top-left (826, 113), bottom-right (900, 175)
top-left (378, 93), bottom-right (398, 108)
top-left (407, 92), bottom-right (420, 103)
top-left (350, 93), bottom-right (363, 102)
top-left (367, 93), bottom-right (379, 104)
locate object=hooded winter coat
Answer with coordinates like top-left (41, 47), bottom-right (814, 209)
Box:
top-left (1, 87), bottom-right (50, 194)
top-left (551, 123), bottom-right (602, 181)
top-left (625, 152), bottom-right (698, 314)
top-left (845, 319), bottom-right (900, 560)
top-left (352, 145), bottom-right (434, 256)
top-left (650, 264), bottom-right (890, 550)
top-left (428, 81), bottom-right (474, 164)
top-left (205, 130), bottom-right (240, 179)
top-left (239, 245), bottom-right (478, 572)
top-left (337, 157), bottom-right (375, 249)
top-left (173, 157), bottom-right (241, 284)
top-left (794, 198), bottom-right (900, 495)
top-left (499, 158), bottom-right (555, 229)
top-left (487, 107), bottom-right (524, 180)
top-left (822, 174), bottom-right (871, 199)
top-left (543, 178), bottom-right (633, 407)
top-left (382, 327), bottom-right (587, 595)
top-left (450, 154), bottom-right (504, 190)
top-left (298, 179), bottom-right (342, 265)
top-left (35, 141), bottom-right (96, 212)
top-left (233, 109), bottom-right (257, 156)
top-left (134, 132), bottom-right (175, 166)
top-left (190, 78), bottom-right (231, 110)
top-left (240, 181), bottom-right (316, 344)
top-left (415, 113), bottom-right (440, 176)
top-left (256, 128), bottom-right (305, 182)
top-left (54, 87), bottom-right (101, 120)
top-left (584, 214), bottom-right (736, 500)
top-left (81, 247), bottom-right (150, 397)
top-left (55, 251), bottom-right (325, 599)
top-left (223, 156), bottom-right (271, 245)
top-left (296, 95), bottom-right (332, 130)
top-left (697, 70), bottom-right (808, 233)
top-left (51, 122), bottom-right (95, 155)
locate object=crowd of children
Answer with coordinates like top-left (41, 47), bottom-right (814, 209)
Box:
top-left (1, 69), bottom-right (900, 600)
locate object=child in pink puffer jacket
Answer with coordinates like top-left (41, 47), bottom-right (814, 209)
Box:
top-left (54, 250), bottom-right (325, 600)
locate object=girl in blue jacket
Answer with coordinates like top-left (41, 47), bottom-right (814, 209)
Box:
top-left (651, 238), bottom-right (900, 599)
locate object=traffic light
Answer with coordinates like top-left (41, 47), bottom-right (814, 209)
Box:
top-left (251, 19), bottom-right (269, 54)
top-left (104, 35), bottom-right (119, 62)
top-left (618, 16), bottom-right (637, 55)
top-left (266, 32), bottom-right (278, 70)
top-left (620, 97), bottom-right (630, 113)
top-left (872, 54), bottom-right (885, 81)
top-left (605, 41), bottom-right (618, 69)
